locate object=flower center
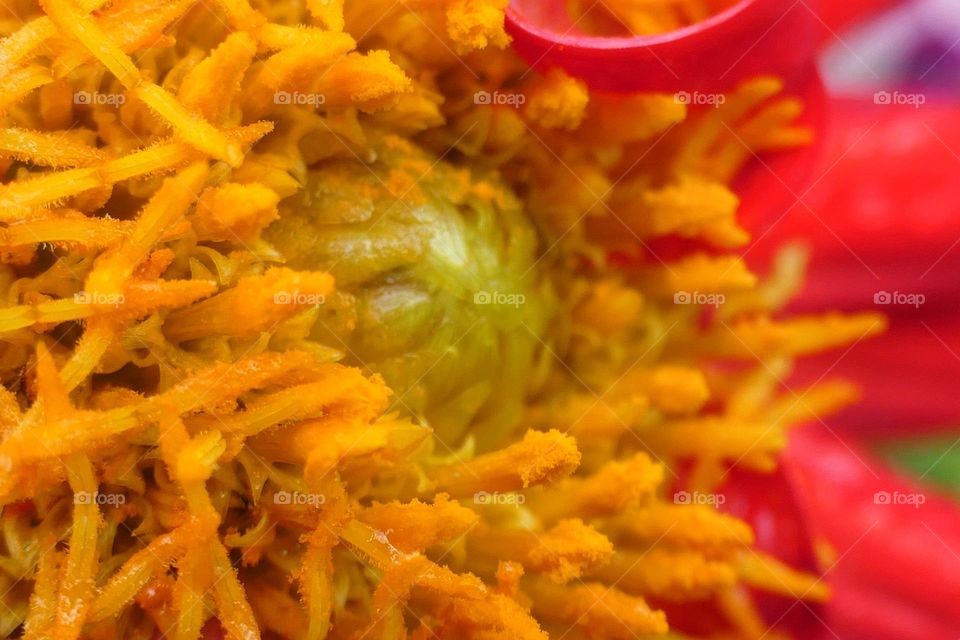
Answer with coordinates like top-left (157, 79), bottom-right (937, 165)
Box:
top-left (266, 136), bottom-right (553, 449)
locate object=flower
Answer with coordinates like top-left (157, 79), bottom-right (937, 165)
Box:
top-left (0, 1), bottom-right (942, 640)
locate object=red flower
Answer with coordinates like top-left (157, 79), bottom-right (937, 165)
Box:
top-left (506, 1), bottom-right (960, 637)
top-left (509, 0), bottom-right (960, 432)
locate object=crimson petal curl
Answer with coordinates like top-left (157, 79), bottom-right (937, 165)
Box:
top-left (721, 425), bottom-right (960, 640)
top-left (505, 0), bottom-right (820, 93)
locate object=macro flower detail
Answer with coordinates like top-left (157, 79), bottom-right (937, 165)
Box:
top-left (0, 0), bottom-right (954, 639)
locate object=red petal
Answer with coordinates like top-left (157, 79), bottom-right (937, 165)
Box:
top-left (724, 426), bottom-right (960, 639)
top-left (746, 99), bottom-right (960, 434)
top-left (505, 0), bottom-right (820, 93)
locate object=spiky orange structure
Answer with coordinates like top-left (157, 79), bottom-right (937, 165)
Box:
top-left (0, 1), bottom-right (884, 639)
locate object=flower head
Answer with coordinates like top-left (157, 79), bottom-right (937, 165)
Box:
top-left (0, 1), bottom-right (888, 639)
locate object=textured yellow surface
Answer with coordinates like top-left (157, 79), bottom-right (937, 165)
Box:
top-left (0, 0), bottom-right (882, 638)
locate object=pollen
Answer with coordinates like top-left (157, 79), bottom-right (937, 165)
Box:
top-left (0, 0), bottom-right (878, 639)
